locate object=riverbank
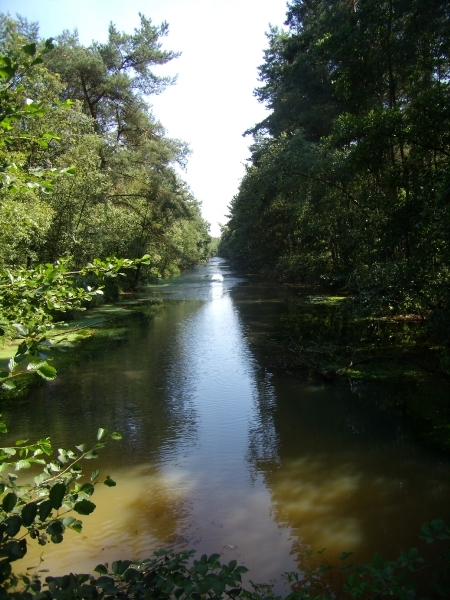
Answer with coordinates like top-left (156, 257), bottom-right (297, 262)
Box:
top-left (0, 298), bottom-right (162, 399)
top-left (255, 287), bottom-right (450, 452)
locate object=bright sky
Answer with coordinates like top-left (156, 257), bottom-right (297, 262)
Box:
top-left (1, 0), bottom-right (288, 236)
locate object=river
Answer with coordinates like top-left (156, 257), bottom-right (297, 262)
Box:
top-left (3, 257), bottom-right (450, 589)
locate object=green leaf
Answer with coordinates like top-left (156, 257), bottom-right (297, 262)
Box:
top-left (12, 324), bottom-right (28, 337)
top-left (49, 482), bottom-right (66, 510)
top-left (70, 520), bottom-right (82, 533)
top-left (80, 483), bottom-right (95, 496)
top-left (2, 380), bottom-right (16, 391)
top-left (94, 564), bottom-right (108, 575)
top-left (21, 502), bottom-right (38, 526)
top-left (103, 476), bottom-right (116, 487)
top-left (91, 469), bottom-right (100, 481)
top-left (36, 364), bottom-right (57, 381)
top-left (22, 43), bottom-right (37, 56)
top-left (5, 515), bottom-right (22, 537)
top-left (2, 492), bottom-right (17, 512)
top-left (431, 519), bottom-right (445, 531)
top-left (73, 499), bottom-right (96, 515)
top-left (0, 66), bottom-right (14, 80)
top-left (62, 517), bottom-right (82, 533)
top-left (27, 359), bottom-right (47, 371)
top-left (112, 560), bottom-right (132, 575)
top-left (84, 450), bottom-right (98, 459)
top-left (46, 520), bottom-right (64, 544)
top-left (38, 500), bottom-right (52, 521)
top-left (2, 447), bottom-right (16, 457)
top-left (96, 428), bottom-right (107, 441)
top-left (15, 459), bottom-right (31, 470)
top-left (110, 432), bottom-right (122, 440)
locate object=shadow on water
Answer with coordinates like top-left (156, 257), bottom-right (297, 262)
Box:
top-left (2, 257), bottom-right (450, 590)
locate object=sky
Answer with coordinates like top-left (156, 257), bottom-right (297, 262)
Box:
top-left (1, 0), bottom-right (288, 236)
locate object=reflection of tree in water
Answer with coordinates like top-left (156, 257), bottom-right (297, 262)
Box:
top-left (246, 372), bottom-right (280, 483)
top-left (242, 320), bottom-right (450, 569)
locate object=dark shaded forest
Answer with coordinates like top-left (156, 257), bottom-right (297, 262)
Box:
top-left (220, 0), bottom-right (450, 368)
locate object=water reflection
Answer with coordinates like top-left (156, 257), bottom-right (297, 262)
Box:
top-left (4, 257), bottom-right (450, 588)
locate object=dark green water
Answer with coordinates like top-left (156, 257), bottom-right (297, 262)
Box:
top-left (2, 257), bottom-right (450, 588)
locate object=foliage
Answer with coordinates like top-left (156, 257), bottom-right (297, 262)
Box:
top-left (0, 36), bottom-right (75, 193)
top-left (0, 254), bottom-right (151, 392)
top-left (220, 0), bottom-right (450, 349)
top-left (0, 14), bottom-right (213, 280)
top-left (0, 419), bottom-right (121, 596)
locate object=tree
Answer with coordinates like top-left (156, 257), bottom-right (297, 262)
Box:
top-left (44, 14), bottom-right (179, 135)
top-left (223, 0), bottom-right (450, 332)
top-left (0, 14), bottom-right (212, 281)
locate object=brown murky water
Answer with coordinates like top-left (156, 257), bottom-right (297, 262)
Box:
top-left (3, 257), bottom-right (450, 588)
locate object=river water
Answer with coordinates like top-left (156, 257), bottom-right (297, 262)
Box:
top-left (3, 257), bottom-right (450, 588)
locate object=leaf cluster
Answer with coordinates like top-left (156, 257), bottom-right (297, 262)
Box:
top-left (0, 421), bottom-right (120, 594)
top-left (0, 255), bottom-right (151, 392)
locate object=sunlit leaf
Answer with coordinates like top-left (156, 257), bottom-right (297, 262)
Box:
top-left (15, 459), bottom-right (31, 470)
top-left (90, 469), bottom-right (100, 481)
top-left (36, 364), bottom-right (57, 380)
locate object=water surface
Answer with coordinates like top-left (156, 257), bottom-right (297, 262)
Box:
top-left (3, 257), bottom-right (450, 587)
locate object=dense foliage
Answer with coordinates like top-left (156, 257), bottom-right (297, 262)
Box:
top-left (0, 14), bottom-right (212, 281)
top-left (220, 0), bottom-right (450, 353)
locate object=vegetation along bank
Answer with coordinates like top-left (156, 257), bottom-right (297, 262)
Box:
top-left (219, 0), bottom-right (450, 449)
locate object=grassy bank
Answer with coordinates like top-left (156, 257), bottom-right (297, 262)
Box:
top-left (0, 298), bottom-right (162, 399)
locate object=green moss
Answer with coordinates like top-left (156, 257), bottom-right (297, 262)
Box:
top-left (307, 295), bottom-right (348, 304)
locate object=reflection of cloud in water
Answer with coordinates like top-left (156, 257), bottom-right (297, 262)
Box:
top-left (121, 370), bottom-right (146, 380)
top-left (20, 464), bottom-right (194, 576)
top-left (124, 466), bottom-right (196, 550)
top-left (266, 456), bottom-right (397, 562)
top-left (271, 458), bottom-right (362, 552)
